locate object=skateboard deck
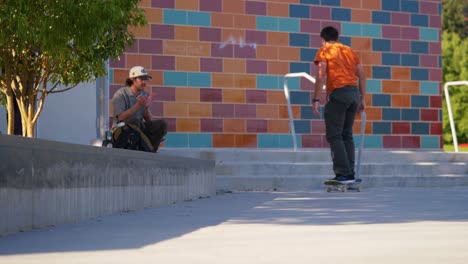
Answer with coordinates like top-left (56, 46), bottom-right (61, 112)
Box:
top-left (324, 179), bottom-right (362, 192)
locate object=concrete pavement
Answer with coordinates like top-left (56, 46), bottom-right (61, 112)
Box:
top-left (1, 187), bottom-right (468, 263)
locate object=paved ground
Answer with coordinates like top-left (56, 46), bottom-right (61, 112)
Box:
top-left (1, 187), bottom-right (468, 264)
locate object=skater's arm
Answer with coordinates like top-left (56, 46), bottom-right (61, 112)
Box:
top-left (312, 61), bottom-right (327, 116)
top-left (356, 64), bottom-right (366, 112)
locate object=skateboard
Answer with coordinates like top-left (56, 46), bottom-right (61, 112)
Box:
top-left (324, 179), bottom-right (362, 192)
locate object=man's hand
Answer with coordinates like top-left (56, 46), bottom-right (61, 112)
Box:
top-left (136, 95), bottom-right (150, 107)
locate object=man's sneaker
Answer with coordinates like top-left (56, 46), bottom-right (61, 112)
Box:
top-left (334, 175), bottom-right (355, 184)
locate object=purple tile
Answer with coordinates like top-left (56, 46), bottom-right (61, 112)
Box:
top-left (429, 69), bottom-right (442, 82)
top-left (151, 24), bottom-right (175, 39)
top-left (420, 55), bottom-right (438, 68)
top-left (429, 42), bottom-right (441, 54)
top-left (247, 119), bottom-right (267, 133)
top-left (165, 118), bottom-right (177, 132)
top-left (392, 13), bottom-right (410, 26)
top-left (235, 45), bottom-right (256, 58)
top-left (200, 0), bottom-right (222, 12)
top-left (200, 27), bottom-right (221, 42)
top-left (152, 0), bottom-right (174, 8)
top-left (212, 43), bottom-right (234, 58)
top-left (235, 104), bottom-right (256, 118)
top-left (310, 7), bottom-right (331, 20)
top-left (301, 20), bottom-right (321, 34)
top-left (420, 2), bottom-right (439, 15)
top-left (246, 30), bottom-right (266, 45)
top-left (201, 118), bottom-right (223, 132)
top-left (125, 42), bottom-right (138, 53)
top-left (152, 55), bottom-right (175, 70)
top-left (149, 101), bottom-right (164, 116)
top-left (246, 1), bottom-right (266, 15)
top-left (300, 78), bottom-right (314, 91)
top-left (391, 40), bottom-right (410, 53)
top-left (401, 27), bottom-right (419, 40)
top-left (246, 90), bottom-right (267, 104)
top-left (109, 56), bottom-right (126, 68)
top-left (429, 15), bottom-right (441, 28)
top-left (246, 60), bottom-right (267, 74)
top-left (110, 85), bottom-right (121, 97)
top-left (153, 86), bottom-right (176, 101)
top-left (212, 103), bottom-right (234, 118)
top-left (310, 34), bottom-right (322, 48)
top-left (201, 58), bottom-right (223, 72)
top-left (201, 88), bottom-right (223, 102)
top-left (382, 25), bottom-right (401, 39)
top-left (140, 39), bottom-right (163, 54)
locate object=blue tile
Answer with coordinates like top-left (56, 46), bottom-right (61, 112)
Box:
top-left (411, 95), bottom-right (429, 108)
top-left (279, 18), bottom-right (300, 32)
top-left (290, 62), bottom-right (310, 74)
top-left (420, 81), bottom-right (439, 95)
top-left (411, 14), bottom-right (429, 27)
top-left (421, 136), bottom-right (440, 149)
top-left (372, 11), bottom-right (391, 24)
top-left (402, 109), bottom-right (419, 121)
top-left (163, 10), bottom-right (187, 25)
top-left (420, 28), bottom-right (439, 42)
top-left (187, 11), bottom-right (211, 27)
top-left (411, 68), bottom-right (429, 81)
top-left (340, 36), bottom-right (351, 46)
top-left (372, 94), bottom-right (391, 107)
top-left (321, 0), bottom-right (341, 6)
top-left (189, 133), bottom-right (212, 148)
top-left (372, 66), bottom-right (391, 79)
top-left (401, 54), bottom-right (419, 67)
top-left (300, 0), bottom-right (319, 4)
top-left (362, 24), bottom-right (382, 38)
top-left (332, 8), bottom-right (351, 21)
top-left (301, 106), bottom-right (319, 120)
top-left (290, 4), bottom-right (310, 18)
top-left (164, 71), bottom-right (188, 86)
top-left (188, 72), bottom-right (211, 87)
top-left (372, 39), bottom-right (391, 51)
top-left (294, 120), bottom-right (311, 134)
top-left (382, 0), bottom-right (400, 11)
top-left (401, 0), bottom-right (419, 13)
top-left (290, 33), bottom-right (310, 47)
top-left (279, 134), bottom-right (302, 148)
top-left (285, 77), bottom-right (301, 91)
top-left (411, 41), bottom-right (429, 54)
top-left (165, 133), bottom-right (189, 148)
top-left (342, 23), bottom-right (361, 36)
top-left (300, 48), bottom-right (317, 62)
top-left (382, 108), bottom-right (401, 121)
top-left (366, 80), bottom-right (382, 93)
top-left (412, 123), bottom-right (429, 135)
top-left (258, 134), bottom-right (279, 148)
top-left (363, 135), bottom-right (383, 148)
top-left (373, 122), bottom-right (392, 134)
top-left (290, 91), bottom-right (311, 105)
top-left (257, 75), bottom-right (281, 90)
top-left (382, 53), bottom-right (401, 66)
top-left (256, 16), bottom-right (278, 31)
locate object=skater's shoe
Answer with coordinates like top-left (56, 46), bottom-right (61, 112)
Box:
top-left (330, 175), bottom-right (355, 183)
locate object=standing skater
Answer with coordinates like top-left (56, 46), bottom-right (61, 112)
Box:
top-left (312, 26), bottom-right (366, 183)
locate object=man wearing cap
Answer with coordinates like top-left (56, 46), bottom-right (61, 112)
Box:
top-left (112, 66), bottom-right (167, 152)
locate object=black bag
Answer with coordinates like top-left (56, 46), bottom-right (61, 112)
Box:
top-left (112, 123), bottom-right (154, 152)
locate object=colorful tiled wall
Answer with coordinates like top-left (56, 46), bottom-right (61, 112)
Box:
top-left (109, 0), bottom-right (442, 149)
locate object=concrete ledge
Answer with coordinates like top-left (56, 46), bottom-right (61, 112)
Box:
top-left (0, 135), bottom-right (215, 236)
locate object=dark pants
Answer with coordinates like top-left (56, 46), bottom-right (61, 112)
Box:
top-left (142, 120), bottom-right (167, 152)
top-left (324, 86), bottom-right (360, 177)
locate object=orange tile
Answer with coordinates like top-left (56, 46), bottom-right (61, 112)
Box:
top-left (352, 9), bottom-right (371, 23)
top-left (139, 0), bottom-right (151, 7)
top-left (126, 54), bottom-right (151, 70)
top-left (267, 90), bottom-right (287, 104)
top-left (175, 26), bottom-right (199, 41)
top-left (257, 46), bottom-right (278, 60)
top-left (364, 107), bottom-right (382, 121)
top-left (382, 80), bottom-right (401, 94)
top-left (176, 88), bottom-right (200, 102)
top-left (223, 89), bottom-right (246, 103)
top-left (267, 2), bottom-right (289, 17)
top-left (224, 59), bottom-right (246, 73)
top-left (392, 67), bottom-right (411, 80)
top-left (400, 81), bottom-right (420, 94)
top-left (164, 40), bottom-right (187, 55)
top-left (212, 73), bottom-right (235, 88)
top-left (257, 105), bottom-right (279, 119)
top-left (352, 37), bottom-right (371, 51)
top-left (268, 61), bottom-right (289, 75)
top-left (224, 119), bottom-right (246, 133)
top-left (279, 105), bottom-right (300, 119)
top-left (268, 120), bottom-right (290, 133)
top-left (234, 15), bottom-right (256, 30)
top-left (342, 0), bottom-right (361, 8)
top-left (147, 71), bottom-right (163, 86)
top-left (363, 65), bottom-right (372, 77)
top-left (175, 0), bottom-right (199, 10)
top-left (112, 69), bottom-right (128, 84)
top-left (222, 0), bottom-right (245, 14)
top-left (213, 134), bottom-right (236, 148)
top-left (391, 94), bottom-right (411, 108)
top-left (129, 24), bottom-right (151, 39)
top-left (144, 8), bottom-right (162, 24)
top-left (362, 0), bottom-right (381, 10)
top-left (188, 103), bottom-right (212, 117)
top-left (267, 32), bottom-right (289, 46)
top-left (176, 57), bottom-right (200, 72)
top-left (176, 118), bottom-right (200, 132)
top-left (234, 74), bottom-right (256, 89)
top-left (358, 51), bottom-right (381, 65)
top-left (278, 47), bottom-right (300, 61)
top-left (212, 13), bottom-right (234, 28)
top-left (235, 134), bottom-right (257, 148)
top-left (186, 42), bottom-right (211, 56)
top-left (164, 102), bottom-right (189, 117)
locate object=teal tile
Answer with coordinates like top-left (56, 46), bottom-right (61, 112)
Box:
top-left (366, 79), bottom-right (382, 93)
top-left (108, 69), bottom-right (114, 84)
top-left (189, 133), bottom-right (212, 148)
top-left (362, 135), bottom-right (383, 148)
top-left (279, 134), bottom-right (302, 148)
top-left (188, 72), bottom-right (211, 87)
top-left (165, 133), bottom-right (189, 148)
top-left (420, 28), bottom-right (439, 42)
top-left (258, 134), bottom-right (279, 148)
top-left (420, 81), bottom-right (439, 95)
top-left (285, 77), bottom-right (301, 91)
top-left (342, 22), bottom-right (361, 36)
top-left (257, 75), bottom-right (281, 90)
top-left (163, 10), bottom-right (187, 25)
top-left (164, 71), bottom-right (188, 86)
top-left (187, 11), bottom-right (211, 27)
top-left (421, 136), bottom-right (440, 149)
top-left (278, 18), bottom-right (300, 32)
top-left (256, 16), bottom-right (278, 31)
top-left (362, 24), bottom-right (382, 38)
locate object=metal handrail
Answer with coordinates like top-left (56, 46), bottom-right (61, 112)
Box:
top-left (444, 81), bottom-right (468, 153)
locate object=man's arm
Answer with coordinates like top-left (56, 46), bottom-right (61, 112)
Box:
top-left (114, 95), bottom-right (147, 122)
top-left (312, 61), bottom-right (327, 116)
top-left (356, 64), bottom-right (366, 112)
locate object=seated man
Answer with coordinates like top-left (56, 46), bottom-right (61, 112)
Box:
top-left (111, 66), bottom-right (167, 152)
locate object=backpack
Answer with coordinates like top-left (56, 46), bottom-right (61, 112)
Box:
top-left (112, 123), bottom-right (154, 152)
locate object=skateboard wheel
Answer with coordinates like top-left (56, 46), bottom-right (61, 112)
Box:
top-left (326, 187), bottom-right (332, 192)
top-left (356, 186), bottom-right (361, 192)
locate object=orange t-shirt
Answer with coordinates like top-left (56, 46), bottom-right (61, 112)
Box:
top-left (314, 42), bottom-right (360, 95)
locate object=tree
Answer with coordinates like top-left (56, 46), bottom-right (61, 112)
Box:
top-left (0, 0), bottom-right (146, 137)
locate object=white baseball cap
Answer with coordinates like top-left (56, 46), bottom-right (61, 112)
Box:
top-left (129, 66), bottom-right (152, 79)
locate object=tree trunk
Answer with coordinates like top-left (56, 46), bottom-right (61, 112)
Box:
top-left (6, 93), bottom-right (14, 135)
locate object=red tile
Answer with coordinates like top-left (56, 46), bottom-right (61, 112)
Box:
top-left (200, 88), bottom-right (223, 102)
top-left (431, 122), bottom-right (443, 135)
top-left (393, 122), bottom-right (411, 134)
top-left (383, 136), bottom-right (402, 148)
top-left (421, 109), bottom-right (439, 121)
top-left (402, 136), bottom-right (420, 148)
top-left (430, 96), bottom-right (442, 108)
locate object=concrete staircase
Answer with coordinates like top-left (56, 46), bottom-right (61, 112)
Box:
top-left (161, 149), bottom-right (468, 191)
